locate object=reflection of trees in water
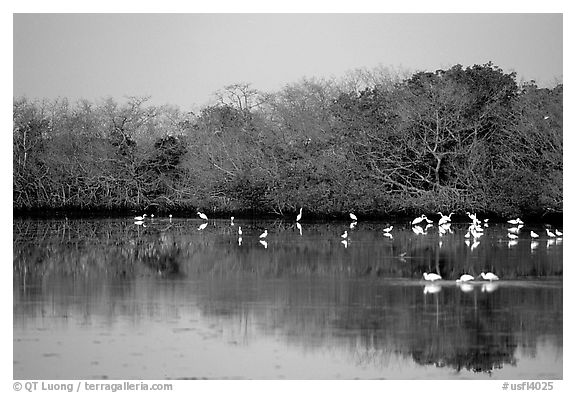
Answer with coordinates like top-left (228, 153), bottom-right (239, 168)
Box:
top-left (14, 219), bottom-right (563, 375)
top-left (14, 219), bottom-right (563, 280)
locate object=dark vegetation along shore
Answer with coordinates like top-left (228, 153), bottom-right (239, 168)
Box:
top-left (13, 62), bottom-right (562, 220)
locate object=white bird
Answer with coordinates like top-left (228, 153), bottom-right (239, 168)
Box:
top-left (134, 214), bottom-right (147, 221)
top-left (423, 272), bottom-right (442, 281)
top-left (259, 229), bottom-right (268, 239)
top-left (150, 214), bottom-right (155, 218)
top-left (554, 229), bottom-right (563, 236)
top-left (238, 226), bottom-right (242, 236)
top-left (480, 272), bottom-right (499, 281)
top-left (412, 214), bottom-right (426, 225)
top-left (349, 221), bottom-right (357, 229)
top-left (383, 225), bottom-right (393, 233)
top-left (349, 212), bottom-right (358, 221)
top-left (457, 274), bottom-right (475, 283)
top-left (169, 214), bottom-right (172, 218)
top-left (507, 233), bottom-right (518, 239)
top-left (197, 212), bottom-right (208, 220)
top-left (230, 216), bottom-right (234, 226)
top-left (341, 230), bottom-right (348, 239)
top-left (438, 212), bottom-right (454, 225)
top-left (544, 115), bottom-right (550, 120)
top-left (296, 208), bottom-right (303, 222)
top-left (466, 212), bottom-right (481, 225)
top-left (545, 229), bottom-right (556, 238)
top-left (530, 231), bottom-right (539, 238)
top-left (507, 218), bottom-right (524, 225)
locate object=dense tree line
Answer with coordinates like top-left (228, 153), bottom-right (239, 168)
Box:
top-left (13, 62), bottom-right (562, 218)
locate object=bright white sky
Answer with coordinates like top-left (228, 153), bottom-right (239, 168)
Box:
top-left (13, 12), bottom-right (562, 111)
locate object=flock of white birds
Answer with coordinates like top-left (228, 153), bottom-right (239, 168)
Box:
top-left (133, 208), bottom-right (562, 284)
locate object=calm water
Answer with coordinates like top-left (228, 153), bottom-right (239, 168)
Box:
top-left (13, 217), bottom-right (563, 379)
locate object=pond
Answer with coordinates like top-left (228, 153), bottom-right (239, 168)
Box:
top-left (13, 217), bottom-right (563, 379)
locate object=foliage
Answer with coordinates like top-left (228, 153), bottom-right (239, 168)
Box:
top-left (13, 63), bottom-right (562, 218)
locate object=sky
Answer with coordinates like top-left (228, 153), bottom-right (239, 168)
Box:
top-left (13, 13), bottom-right (563, 111)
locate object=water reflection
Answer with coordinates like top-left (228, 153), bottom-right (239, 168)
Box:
top-left (13, 218), bottom-right (562, 379)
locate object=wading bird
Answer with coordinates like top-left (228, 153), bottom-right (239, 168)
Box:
top-left (412, 215), bottom-right (427, 225)
top-left (438, 212), bottom-right (454, 225)
top-left (507, 233), bottom-right (518, 240)
top-left (238, 226), bottom-right (242, 236)
top-left (382, 225), bottom-right (393, 233)
top-left (296, 208), bottom-right (303, 222)
top-left (480, 272), bottom-right (499, 281)
top-left (230, 216), bottom-right (234, 226)
top-left (423, 272), bottom-right (442, 281)
top-left (349, 213), bottom-right (358, 221)
top-left (555, 229), bottom-right (563, 236)
top-left (197, 212), bottom-right (208, 220)
top-left (341, 230), bottom-right (348, 239)
top-left (259, 229), bottom-right (268, 239)
top-left (530, 231), bottom-right (539, 239)
top-left (545, 228), bottom-right (556, 238)
top-left (457, 274), bottom-right (474, 283)
top-left (507, 218), bottom-right (524, 225)
top-left (134, 214), bottom-right (147, 221)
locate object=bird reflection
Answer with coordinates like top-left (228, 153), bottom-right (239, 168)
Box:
top-left (531, 241), bottom-right (538, 252)
top-left (412, 226), bottom-right (424, 235)
top-left (296, 222), bottom-right (302, 236)
top-left (341, 240), bottom-right (348, 248)
top-left (507, 240), bottom-right (518, 248)
top-left (383, 232), bottom-right (393, 239)
top-left (458, 283), bottom-right (474, 293)
top-left (198, 222), bottom-right (208, 231)
top-left (259, 240), bottom-right (268, 249)
top-left (423, 284), bottom-right (441, 294)
top-left (481, 283), bottom-right (499, 293)
top-left (238, 237), bottom-right (242, 246)
top-left (470, 240), bottom-right (480, 251)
